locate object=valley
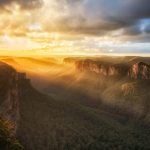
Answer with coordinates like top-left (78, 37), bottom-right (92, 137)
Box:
top-left (0, 56), bottom-right (150, 149)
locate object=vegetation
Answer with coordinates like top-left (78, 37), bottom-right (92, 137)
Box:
top-left (0, 118), bottom-right (24, 150)
top-left (1, 57), bottom-right (150, 150)
top-left (17, 83), bottom-right (150, 150)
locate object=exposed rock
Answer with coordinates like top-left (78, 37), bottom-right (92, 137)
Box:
top-left (129, 62), bottom-right (150, 79)
top-left (75, 59), bottom-right (129, 77)
top-left (0, 62), bottom-right (30, 133)
top-left (121, 83), bottom-right (136, 96)
top-left (69, 59), bottom-right (150, 80)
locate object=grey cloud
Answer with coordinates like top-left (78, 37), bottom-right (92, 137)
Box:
top-left (50, 0), bottom-right (150, 39)
top-left (144, 25), bottom-right (150, 33)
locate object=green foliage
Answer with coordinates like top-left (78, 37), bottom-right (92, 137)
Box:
top-left (1, 59), bottom-right (150, 150)
top-left (17, 85), bottom-right (150, 150)
top-left (0, 118), bottom-right (24, 150)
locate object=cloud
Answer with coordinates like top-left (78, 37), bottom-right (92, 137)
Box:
top-left (42, 0), bottom-right (150, 39)
top-left (0, 0), bottom-right (43, 10)
top-left (1, 0), bottom-right (150, 39)
top-left (0, 0), bottom-right (150, 55)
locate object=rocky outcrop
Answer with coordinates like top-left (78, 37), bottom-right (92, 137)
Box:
top-left (0, 62), bottom-right (30, 132)
top-left (121, 83), bottom-right (136, 96)
top-left (75, 59), bottom-right (129, 77)
top-left (67, 59), bottom-right (150, 80)
top-left (129, 62), bottom-right (150, 79)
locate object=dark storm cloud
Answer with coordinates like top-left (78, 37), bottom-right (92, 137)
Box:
top-left (54, 0), bottom-right (150, 38)
top-left (126, 0), bottom-right (150, 19)
top-left (145, 26), bottom-right (150, 33)
top-left (0, 0), bottom-right (43, 10)
top-left (55, 17), bottom-right (128, 36)
top-left (104, 0), bottom-right (150, 21)
top-left (1, 0), bottom-right (150, 42)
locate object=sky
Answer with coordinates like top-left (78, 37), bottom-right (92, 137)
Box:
top-left (0, 0), bottom-right (150, 56)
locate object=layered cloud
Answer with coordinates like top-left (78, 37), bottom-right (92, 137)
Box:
top-left (43, 0), bottom-right (150, 37)
top-left (0, 0), bottom-right (43, 10)
top-left (0, 0), bottom-right (150, 54)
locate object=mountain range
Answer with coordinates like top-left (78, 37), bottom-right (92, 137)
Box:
top-left (0, 56), bottom-right (150, 150)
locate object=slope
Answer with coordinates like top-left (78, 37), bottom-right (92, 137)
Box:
top-left (0, 61), bottom-right (150, 150)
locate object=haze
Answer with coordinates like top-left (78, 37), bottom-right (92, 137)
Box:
top-left (0, 1), bottom-right (150, 150)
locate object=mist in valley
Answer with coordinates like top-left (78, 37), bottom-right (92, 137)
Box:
top-left (1, 56), bottom-right (150, 120)
top-left (1, 56), bottom-right (150, 150)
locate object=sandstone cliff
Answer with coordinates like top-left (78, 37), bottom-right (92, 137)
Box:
top-left (66, 59), bottom-right (150, 80)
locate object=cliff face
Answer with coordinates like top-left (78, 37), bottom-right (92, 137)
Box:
top-left (0, 62), bottom-right (30, 133)
top-left (1, 60), bottom-right (150, 150)
top-left (75, 59), bottom-right (129, 76)
top-left (73, 59), bottom-right (150, 80)
top-left (129, 62), bottom-right (150, 79)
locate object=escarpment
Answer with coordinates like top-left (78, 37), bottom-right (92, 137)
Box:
top-left (128, 62), bottom-right (150, 79)
top-left (65, 58), bottom-right (150, 80)
top-left (75, 59), bottom-right (129, 77)
top-left (1, 58), bottom-right (150, 150)
top-left (0, 62), bottom-right (30, 132)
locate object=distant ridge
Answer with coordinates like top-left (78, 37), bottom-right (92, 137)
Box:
top-left (64, 58), bottom-right (150, 79)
